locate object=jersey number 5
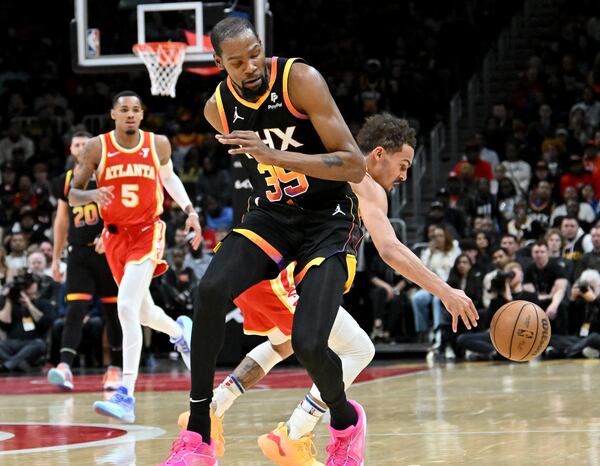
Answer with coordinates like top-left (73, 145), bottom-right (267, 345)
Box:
top-left (257, 164), bottom-right (309, 202)
top-left (121, 184), bottom-right (139, 207)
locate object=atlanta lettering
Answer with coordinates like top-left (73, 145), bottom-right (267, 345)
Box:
top-left (104, 163), bottom-right (156, 180)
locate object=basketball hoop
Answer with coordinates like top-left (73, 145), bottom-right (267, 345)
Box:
top-left (133, 42), bottom-right (187, 98)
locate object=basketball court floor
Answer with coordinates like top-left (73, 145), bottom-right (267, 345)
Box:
top-left (1, 359), bottom-right (599, 465)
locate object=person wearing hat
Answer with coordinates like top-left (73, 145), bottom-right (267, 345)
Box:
top-left (452, 142), bottom-right (493, 182)
top-left (422, 200), bottom-right (460, 242)
top-left (500, 139), bottom-right (531, 194)
top-left (530, 159), bottom-right (559, 197)
top-left (559, 154), bottom-right (593, 199)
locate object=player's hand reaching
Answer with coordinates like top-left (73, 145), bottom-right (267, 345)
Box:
top-left (440, 287), bottom-right (479, 332)
top-left (216, 131), bottom-right (276, 165)
top-left (184, 213), bottom-right (203, 250)
top-left (92, 186), bottom-right (115, 207)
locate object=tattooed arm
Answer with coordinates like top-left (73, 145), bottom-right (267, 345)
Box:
top-left (216, 63), bottom-right (365, 183)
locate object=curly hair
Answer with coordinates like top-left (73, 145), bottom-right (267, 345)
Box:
top-left (356, 113), bottom-right (416, 154)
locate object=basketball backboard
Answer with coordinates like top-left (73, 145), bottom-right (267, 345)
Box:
top-left (71, 0), bottom-right (272, 73)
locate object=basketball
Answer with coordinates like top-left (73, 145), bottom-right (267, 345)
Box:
top-left (490, 300), bottom-right (551, 362)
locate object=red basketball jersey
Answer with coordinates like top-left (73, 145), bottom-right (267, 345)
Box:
top-left (97, 130), bottom-right (164, 225)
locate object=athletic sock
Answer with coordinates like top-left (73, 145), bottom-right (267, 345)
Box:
top-left (212, 374), bottom-right (244, 417)
top-left (59, 348), bottom-right (77, 367)
top-left (287, 395), bottom-right (326, 440)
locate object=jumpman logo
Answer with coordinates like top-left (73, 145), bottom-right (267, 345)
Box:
top-left (140, 148), bottom-right (150, 158)
top-left (233, 106), bottom-right (244, 123)
top-left (332, 204), bottom-right (345, 216)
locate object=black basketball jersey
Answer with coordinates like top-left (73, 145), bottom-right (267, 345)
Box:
top-left (216, 57), bottom-right (353, 207)
top-left (53, 170), bottom-right (102, 246)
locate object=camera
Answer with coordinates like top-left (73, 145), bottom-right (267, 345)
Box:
top-left (577, 280), bottom-right (590, 294)
top-left (490, 270), bottom-right (516, 293)
top-left (5, 273), bottom-right (36, 301)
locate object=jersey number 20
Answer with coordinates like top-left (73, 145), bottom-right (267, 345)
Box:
top-left (257, 164), bottom-right (309, 202)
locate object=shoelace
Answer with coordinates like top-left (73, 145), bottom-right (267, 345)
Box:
top-left (294, 434), bottom-right (318, 463)
top-left (166, 439), bottom-right (185, 462)
top-left (110, 392), bottom-right (129, 405)
top-left (173, 336), bottom-right (190, 353)
top-left (326, 436), bottom-right (350, 466)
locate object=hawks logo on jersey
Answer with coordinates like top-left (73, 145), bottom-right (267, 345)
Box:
top-left (96, 130), bottom-right (164, 225)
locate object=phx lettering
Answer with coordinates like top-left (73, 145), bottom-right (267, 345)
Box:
top-left (258, 126), bottom-right (303, 151)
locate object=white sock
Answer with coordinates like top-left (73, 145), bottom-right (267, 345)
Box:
top-left (212, 374), bottom-right (244, 417)
top-left (287, 396), bottom-right (326, 440)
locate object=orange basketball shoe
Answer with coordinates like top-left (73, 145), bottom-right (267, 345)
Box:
top-left (258, 422), bottom-right (324, 466)
top-left (177, 408), bottom-right (225, 458)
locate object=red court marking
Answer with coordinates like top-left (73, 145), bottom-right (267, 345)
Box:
top-left (0, 366), bottom-right (425, 395)
top-left (0, 425), bottom-right (126, 451)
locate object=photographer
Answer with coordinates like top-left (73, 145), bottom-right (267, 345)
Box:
top-left (545, 269), bottom-right (600, 359)
top-left (482, 247), bottom-right (511, 309)
top-left (0, 273), bottom-right (56, 372)
top-left (457, 262), bottom-right (538, 360)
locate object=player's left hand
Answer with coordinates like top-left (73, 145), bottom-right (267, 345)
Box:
top-left (93, 235), bottom-right (105, 254)
top-left (184, 213), bottom-right (203, 250)
top-left (216, 131), bottom-right (276, 164)
top-left (440, 287), bottom-right (479, 332)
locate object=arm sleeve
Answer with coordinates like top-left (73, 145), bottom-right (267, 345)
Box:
top-left (159, 160), bottom-right (193, 211)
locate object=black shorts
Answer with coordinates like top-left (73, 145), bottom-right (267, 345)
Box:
top-left (227, 193), bottom-right (363, 292)
top-left (65, 245), bottom-right (118, 303)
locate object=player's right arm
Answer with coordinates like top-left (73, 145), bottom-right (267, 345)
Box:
top-left (51, 199), bottom-right (69, 282)
top-left (68, 137), bottom-right (115, 207)
top-left (204, 94), bottom-right (225, 134)
top-left (351, 178), bottom-right (479, 332)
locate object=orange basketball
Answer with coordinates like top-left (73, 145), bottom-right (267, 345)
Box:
top-left (490, 300), bottom-right (551, 361)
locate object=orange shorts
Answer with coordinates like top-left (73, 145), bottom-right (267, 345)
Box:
top-left (233, 263), bottom-right (297, 341)
top-left (102, 219), bottom-right (168, 285)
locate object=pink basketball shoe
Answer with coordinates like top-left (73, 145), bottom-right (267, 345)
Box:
top-left (158, 430), bottom-right (218, 466)
top-left (325, 400), bottom-right (367, 466)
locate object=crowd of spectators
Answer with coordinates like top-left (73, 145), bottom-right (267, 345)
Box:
top-left (364, 0), bottom-right (600, 363)
top-left (1, 1), bottom-right (598, 373)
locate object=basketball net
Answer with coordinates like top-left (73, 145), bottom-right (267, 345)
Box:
top-left (133, 42), bottom-right (187, 98)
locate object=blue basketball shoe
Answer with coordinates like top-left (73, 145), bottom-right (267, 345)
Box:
top-left (93, 386), bottom-right (135, 423)
top-left (170, 315), bottom-right (193, 370)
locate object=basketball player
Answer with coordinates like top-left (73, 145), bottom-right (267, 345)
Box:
top-left (47, 131), bottom-right (123, 392)
top-left (162, 18), bottom-right (478, 465)
top-left (174, 114), bottom-right (480, 465)
top-left (68, 91), bottom-right (202, 423)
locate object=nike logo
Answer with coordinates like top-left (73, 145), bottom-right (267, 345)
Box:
top-left (141, 225), bottom-right (153, 232)
top-left (190, 398), bottom-right (208, 403)
top-left (107, 151), bottom-right (120, 157)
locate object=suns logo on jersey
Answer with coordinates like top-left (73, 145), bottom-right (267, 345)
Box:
top-left (104, 163), bottom-right (156, 181)
top-left (258, 126), bottom-right (303, 151)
